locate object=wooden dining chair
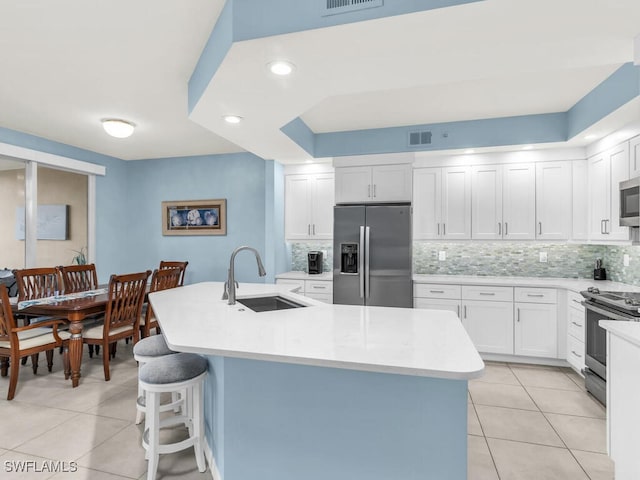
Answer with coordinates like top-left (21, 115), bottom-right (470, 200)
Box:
top-left (58, 263), bottom-right (102, 357)
top-left (82, 270), bottom-right (151, 381)
top-left (140, 267), bottom-right (182, 338)
top-left (159, 261), bottom-right (188, 286)
top-left (0, 284), bottom-right (70, 400)
top-left (13, 267), bottom-right (63, 367)
top-left (58, 263), bottom-right (99, 293)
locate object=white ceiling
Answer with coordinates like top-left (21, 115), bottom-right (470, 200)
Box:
top-left (0, 0), bottom-right (639, 163)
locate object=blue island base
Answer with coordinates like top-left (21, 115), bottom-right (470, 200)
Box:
top-left (204, 357), bottom-right (468, 480)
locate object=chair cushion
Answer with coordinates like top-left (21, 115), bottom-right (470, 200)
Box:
top-left (0, 328), bottom-right (71, 349)
top-left (133, 334), bottom-right (175, 358)
top-left (82, 323), bottom-right (134, 340)
top-left (139, 353), bottom-right (207, 385)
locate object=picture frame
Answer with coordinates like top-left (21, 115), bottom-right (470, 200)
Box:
top-left (162, 199), bottom-right (227, 236)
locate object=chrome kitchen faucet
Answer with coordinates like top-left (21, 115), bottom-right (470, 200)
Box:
top-left (223, 246), bottom-right (267, 305)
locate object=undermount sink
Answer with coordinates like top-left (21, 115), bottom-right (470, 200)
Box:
top-left (236, 295), bottom-right (307, 312)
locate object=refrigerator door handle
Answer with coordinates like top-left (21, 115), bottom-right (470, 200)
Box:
top-left (365, 226), bottom-right (371, 299)
top-left (359, 226), bottom-right (365, 299)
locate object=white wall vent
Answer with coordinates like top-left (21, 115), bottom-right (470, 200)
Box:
top-left (323, 0), bottom-right (383, 16)
top-left (408, 131), bottom-right (432, 147)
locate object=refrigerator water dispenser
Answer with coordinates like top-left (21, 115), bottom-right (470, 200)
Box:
top-left (340, 243), bottom-right (359, 274)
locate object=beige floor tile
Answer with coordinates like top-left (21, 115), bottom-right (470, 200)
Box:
top-left (545, 413), bottom-right (607, 453)
top-left (472, 364), bottom-right (520, 385)
top-left (526, 387), bottom-right (606, 418)
top-left (476, 405), bottom-right (564, 447)
top-left (147, 446), bottom-right (210, 480)
top-left (0, 448), bottom-right (8, 457)
top-left (77, 424), bottom-right (148, 478)
top-left (487, 437), bottom-right (589, 480)
top-left (467, 435), bottom-right (498, 480)
top-left (508, 362), bottom-right (561, 371)
top-left (468, 382), bottom-right (538, 411)
top-left (571, 449), bottom-right (614, 480)
top-left (86, 387), bottom-right (139, 422)
top-left (564, 369), bottom-right (587, 391)
top-left (42, 381), bottom-right (130, 413)
top-left (15, 412), bottom-right (129, 461)
top-left (511, 366), bottom-right (581, 391)
top-left (468, 403), bottom-right (483, 436)
top-left (0, 402), bottom-right (77, 450)
top-left (50, 466), bottom-right (133, 480)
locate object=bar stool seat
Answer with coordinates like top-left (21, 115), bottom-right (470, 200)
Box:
top-left (133, 334), bottom-right (177, 425)
top-left (139, 353), bottom-right (208, 480)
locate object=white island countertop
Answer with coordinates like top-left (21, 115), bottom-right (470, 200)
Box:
top-left (150, 282), bottom-right (484, 380)
top-left (600, 320), bottom-right (640, 348)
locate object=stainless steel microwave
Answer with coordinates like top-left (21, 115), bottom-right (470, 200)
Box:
top-left (620, 177), bottom-right (640, 227)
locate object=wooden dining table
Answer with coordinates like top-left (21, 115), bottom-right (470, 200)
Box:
top-left (13, 290), bottom-right (111, 388)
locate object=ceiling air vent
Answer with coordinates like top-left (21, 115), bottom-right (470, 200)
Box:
top-left (322, 0), bottom-right (383, 16)
top-left (408, 131), bottom-right (432, 147)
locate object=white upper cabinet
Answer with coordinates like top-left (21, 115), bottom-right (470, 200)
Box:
top-left (572, 160), bottom-right (589, 240)
top-left (536, 161), bottom-right (571, 240)
top-left (413, 166), bottom-right (471, 240)
top-left (471, 165), bottom-right (503, 239)
top-left (503, 163), bottom-right (536, 239)
top-left (630, 135), bottom-right (640, 178)
top-left (471, 163), bottom-right (535, 239)
top-left (588, 142), bottom-right (629, 241)
top-left (335, 164), bottom-right (412, 203)
top-left (285, 173), bottom-right (334, 240)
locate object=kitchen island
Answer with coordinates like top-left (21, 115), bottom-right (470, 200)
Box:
top-left (150, 282), bottom-right (484, 480)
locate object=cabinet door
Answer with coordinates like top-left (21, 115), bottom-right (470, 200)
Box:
top-left (572, 160), bottom-right (589, 240)
top-left (514, 303), bottom-right (557, 358)
top-left (608, 142), bottom-right (630, 240)
top-left (461, 300), bottom-right (513, 354)
top-left (414, 298), bottom-right (461, 318)
top-left (311, 173), bottom-right (335, 239)
top-left (471, 165), bottom-right (503, 239)
top-left (503, 163), bottom-right (536, 239)
top-left (371, 164), bottom-right (412, 202)
top-left (285, 175), bottom-right (312, 240)
top-left (412, 168), bottom-right (442, 239)
top-left (630, 135), bottom-right (640, 178)
top-left (335, 166), bottom-right (371, 204)
top-left (442, 166), bottom-right (471, 239)
top-left (536, 162), bottom-right (571, 240)
top-left (588, 153), bottom-right (609, 240)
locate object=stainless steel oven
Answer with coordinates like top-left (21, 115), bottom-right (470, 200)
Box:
top-left (582, 289), bottom-right (640, 405)
top-left (620, 177), bottom-right (640, 227)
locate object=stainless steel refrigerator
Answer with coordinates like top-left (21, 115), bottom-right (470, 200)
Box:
top-left (333, 204), bottom-right (412, 307)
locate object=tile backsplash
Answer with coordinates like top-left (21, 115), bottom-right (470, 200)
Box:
top-left (290, 240), bottom-right (640, 286)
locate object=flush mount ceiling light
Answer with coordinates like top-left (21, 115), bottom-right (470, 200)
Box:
top-left (584, 134), bottom-right (597, 140)
top-left (223, 115), bottom-right (243, 124)
top-left (464, 149), bottom-right (475, 154)
top-left (522, 145), bottom-right (533, 150)
top-left (101, 119), bottom-right (135, 138)
top-left (267, 60), bottom-right (295, 76)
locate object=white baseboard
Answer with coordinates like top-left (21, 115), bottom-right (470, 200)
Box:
top-left (204, 436), bottom-right (222, 480)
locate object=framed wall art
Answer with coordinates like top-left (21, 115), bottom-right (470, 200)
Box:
top-left (162, 199), bottom-right (227, 236)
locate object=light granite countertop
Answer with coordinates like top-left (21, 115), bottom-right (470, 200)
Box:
top-left (150, 282), bottom-right (484, 380)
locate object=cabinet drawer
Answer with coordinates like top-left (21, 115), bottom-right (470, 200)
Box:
top-left (514, 287), bottom-right (557, 304)
top-left (462, 285), bottom-right (513, 302)
top-left (414, 298), bottom-right (461, 317)
top-left (305, 280), bottom-right (333, 294)
top-left (568, 305), bottom-right (585, 342)
top-left (275, 279), bottom-right (305, 293)
top-left (413, 283), bottom-right (461, 300)
top-left (305, 293), bottom-right (332, 303)
top-left (567, 334), bottom-right (585, 372)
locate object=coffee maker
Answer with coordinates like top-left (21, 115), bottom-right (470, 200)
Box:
top-left (308, 251), bottom-right (323, 275)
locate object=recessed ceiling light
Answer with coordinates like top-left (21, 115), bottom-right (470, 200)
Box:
top-left (522, 145), bottom-right (533, 150)
top-left (223, 115), bottom-right (243, 124)
top-left (101, 119), bottom-right (135, 138)
top-left (584, 134), bottom-right (597, 140)
top-left (464, 149), bottom-right (475, 154)
top-left (268, 60), bottom-right (295, 76)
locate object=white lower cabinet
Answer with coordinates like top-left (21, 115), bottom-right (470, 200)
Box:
top-left (462, 299), bottom-right (514, 354)
top-left (566, 291), bottom-right (586, 373)
top-left (515, 302), bottom-right (557, 357)
top-left (413, 284), bottom-right (461, 317)
top-left (276, 277), bottom-right (333, 304)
